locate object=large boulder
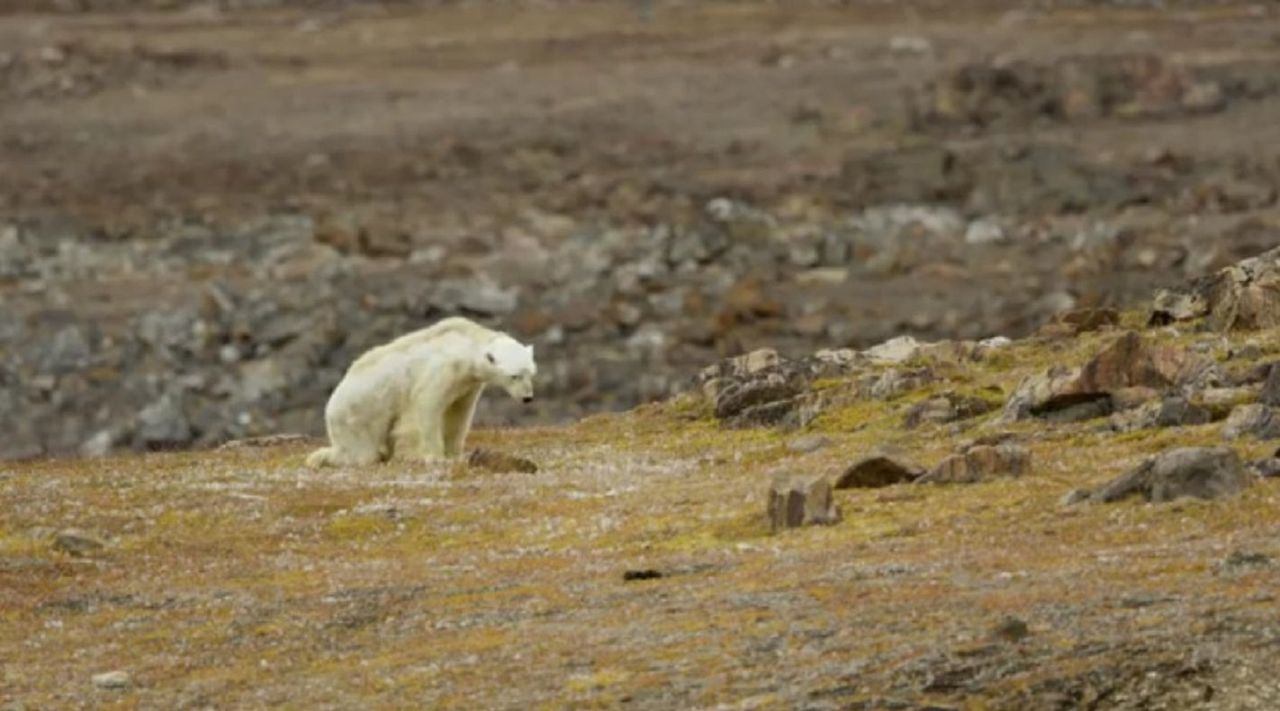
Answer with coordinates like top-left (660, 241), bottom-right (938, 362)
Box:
top-left (1087, 447), bottom-right (1252, 504)
top-left (1003, 332), bottom-right (1204, 422)
top-left (1150, 246), bottom-right (1280, 330)
top-left (768, 473), bottom-right (842, 532)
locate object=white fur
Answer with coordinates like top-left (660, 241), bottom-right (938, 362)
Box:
top-left (306, 317), bottom-right (536, 468)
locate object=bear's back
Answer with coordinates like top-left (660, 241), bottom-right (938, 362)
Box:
top-left (347, 317), bottom-right (497, 376)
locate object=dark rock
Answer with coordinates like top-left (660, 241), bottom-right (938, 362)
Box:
top-left (1110, 396), bottom-right (1213, 433)
top-left (990, 616), bottom-right (1030, 643)
top-left (466, 448), bottom-right (538, 474)
top-left (834, 455), bottom-right (925, 489)
top-left (919, 443), bottom-right (1031, 484)
top-left (1089, 447), bottom-right (1251, 503)
top-left (768, 473), bottom-right (841, 532)
top-left (622, 569), bottom-right (663, 582)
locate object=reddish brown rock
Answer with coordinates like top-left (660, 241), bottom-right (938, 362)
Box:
top-left (768, 473), bottom-right (841, 532)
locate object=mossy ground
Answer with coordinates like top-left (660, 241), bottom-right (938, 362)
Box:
top-left (4, 324), bottom-right (1280, 709)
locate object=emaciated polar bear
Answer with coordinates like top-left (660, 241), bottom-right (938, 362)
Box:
top-left (306, 317), bottom-right (536, 467)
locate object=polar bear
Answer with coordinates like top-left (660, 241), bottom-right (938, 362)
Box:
top-left (305, 317), bottom-right (536, 468)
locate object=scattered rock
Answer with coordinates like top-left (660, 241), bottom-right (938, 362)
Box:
top-left (903, 391), bottom-right (997, 429)
top-left (833, 455), bottom-right (925, 489)
top-left (1109, 396), bottom-right (1213, 433)
top-left (466, 448), bottom-right (538, 474)
top-left (1251, 456), bottom-right (1280, 478)
top-left (786, 434), bottom-right (831, 454)
top-left (768, 473), bottom-right (841, 532)
top-left (1260, 364), bottom-right (1280, 407)
top-left (92, 671), bottom-right (131, 690)
top-left (918, 443), bottom-right (1031, 484)
top-left (53, 529), bottom-right (104, 557)
top-left (1222, 404), bottom-right (1280, 440)
top-left (1088, 447), bottom-right (1251, 503)
top-left (217, 433), bottom-right (310, 450)
top-left (1151, 246), bottom-right (1280, 330)
top-left (864, 335), bottom-right (924, 365)
top-left (990, 616), bottom-right (1030, 643)
top-left (1003, 332), bottom-right (1200, 422)
top-left (622, 569), bottom-right (663, 582)
top-left (1059, 488), bottom-right (1091, 507)
top-left (1221, 550), bottom-right (1272, 569)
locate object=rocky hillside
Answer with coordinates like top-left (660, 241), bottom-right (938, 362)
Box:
top-left (4, 248), bottom-right (1280, 709)
top-left (4, 1), bottom-right (1280, 460)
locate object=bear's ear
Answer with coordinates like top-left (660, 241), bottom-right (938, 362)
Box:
top-left (486, 352), bottom-right (496, 365)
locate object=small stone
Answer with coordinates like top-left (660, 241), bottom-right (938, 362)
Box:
top-left (786, 434), bottom-right (831, 454)
top-left (466, 449), bottom-right (538, 474)
top-left (990, 616), bottom-right (1029, 643)
top-left (1059, 488), bottom-right (1091, 507)
top-left (92, 671), bottom-right (131, 690)
top-left (833, 455), bottom-right (924, 489)
top-left (864, 335), bottom-right (923, 364)
top-left (1222, 550), bottom-right (1271, 569)
top-left (767, 473), bottom-right (841, 532)
top-left (623, 569), bottom-right (663, 582)
top-left (53, 529), bottom-right (104, 557)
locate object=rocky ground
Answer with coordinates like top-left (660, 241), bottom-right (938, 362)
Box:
top-left (4, 250), bottom-right (1280, 709)
top-left (4, 1), bottom-right (1280, 459)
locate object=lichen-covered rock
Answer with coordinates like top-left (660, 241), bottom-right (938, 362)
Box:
top-left (833, 455), bottom-right (925, 489)
top-left (1003, 332), bottom-right (1204, 423)
top-left (918, 443), bottom-right (1032, 484)
top-left (767, 473), bottom-right (841, 532)
top-left (1222, 404), bottom-right (1280, 441)
top-left (1150, 246), bottom-right (1280, 331)
top-left (1088, 447), bottom-right (1251, 503)
top-left (903, 391), bottom-right (998, 429)
top-left (1108, 397), bottom-right (1213, 433)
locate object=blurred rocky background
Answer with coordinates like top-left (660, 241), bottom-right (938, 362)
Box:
top-left (2, 0), bottom-right (1279, 459)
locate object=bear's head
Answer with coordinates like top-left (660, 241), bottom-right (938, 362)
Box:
top-left (482, 336), bottom-right (537, 403)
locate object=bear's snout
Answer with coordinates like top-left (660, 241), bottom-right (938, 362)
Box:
top-left (522, 396), bottom-right (534, 404)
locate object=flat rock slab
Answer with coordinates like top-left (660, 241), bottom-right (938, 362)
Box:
top-left (919, 443), bottom-right (1031, 484)
top-left (1088, 446), bottom-right (1251, 504)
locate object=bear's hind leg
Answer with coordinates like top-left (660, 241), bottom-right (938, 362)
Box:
top-left (325, 409), bottom-right (390, 466)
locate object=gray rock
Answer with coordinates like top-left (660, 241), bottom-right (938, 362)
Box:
top-left (864, 335), bottom-right (924, 364)
top-left (1260, 364), bottom-right (1280, 407)
top-left (918, 443), bottom-right (1031, 484)
top-left (91, 671), bottom-right (131, 690)
top-left (768, 473), bottom-right (841, 532)
top-left (467, 448), bottom-right (538, 474)
top-left (134, 391), bottom-right (193, 449)
top-left (786, 434), bottom-right (831, 454)
top-left (833, 455), bottom-right (924, 489)
top-left (53, 529), bottom-right (104, 557)
top-left (1222, 404), bottom-right (1280, 440)
top-left (1059, 488), bottom-right (1091, 507)
top-left (1089, 447), bottom-right (1251, 504)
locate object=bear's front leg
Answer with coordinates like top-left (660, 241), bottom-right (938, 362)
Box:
top-left (442, 386), bottom-right (484, 458)
top-left (405, 376), bottom-right (453, 463)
